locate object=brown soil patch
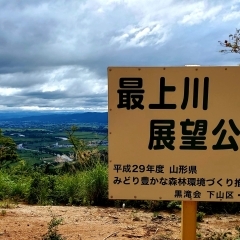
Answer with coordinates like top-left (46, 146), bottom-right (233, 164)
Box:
top-left (1, 204), bottom-right (240, 239)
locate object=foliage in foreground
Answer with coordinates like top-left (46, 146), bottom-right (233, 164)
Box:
top-left (42, 209), bottom-right (66, 240)
top-left (2, 125), bottom-right (240, 214)
top-left (3, 162), bottom-right (240, 215)
top-left (29, 161), bottom-right (108, 206)
top-left (0, 129), bottom-right (18, 167)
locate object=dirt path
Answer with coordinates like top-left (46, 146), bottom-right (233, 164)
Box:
top-left (1, 204), bottom-right (240, 239)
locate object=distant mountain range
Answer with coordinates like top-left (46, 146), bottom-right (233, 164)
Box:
top-left (0, 111), bottom-right (108, 124)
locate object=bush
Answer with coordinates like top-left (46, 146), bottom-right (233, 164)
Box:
top-left (141, 200), bottom-right (169, 211)
top-left (196, 211), bottom-right (205, 222)
top-left (0, 171), bottom-right (30, 201)
top-left (198, 202), bottom-right (240, 214)
top-left (28, 173), bottom-right (56, 205)
top-left (54, 174), bottom-right (84, 205)
top-left (167, 201), bottom-right (181, 210)
top-left (42, 210), bottom-right (66, 240)
top-left (11, 177), bottom-right (30, 201)
top-left (0, 171), bottom-right (14, 200)
top-left (82, 161), bottom-right (108, 205)
top-left (0, 160), bottom-right (108, 206)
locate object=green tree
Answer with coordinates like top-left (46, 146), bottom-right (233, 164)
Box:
top-left (219, 28), bottom-right (240, 54)
top-left (0, 129), bottom-right (18, 167)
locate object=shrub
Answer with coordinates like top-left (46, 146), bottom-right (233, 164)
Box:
top-left (198, 202), bottom-right (240, 215)
top-left (196, 211), bottom-right (205, 222)
top-left (167, 201), bottom-right (181, 210)
top-left (41, 209), bottom-right (66, 240)
top-left (28, 173), bottom-right (56, 205)
top-left (0, 170), bottom-right (30, 201)
top-left (11, 178), bottom-right (30, 201)
top-left (82, 161), bottom-right (108, 205)
top-left (0, 171), bottom-right (14, 200)
top-left (54, 174), bottom-right (84, 205)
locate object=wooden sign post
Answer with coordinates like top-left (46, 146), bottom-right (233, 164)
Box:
top-left (181, 201), bottom-right (197, 240)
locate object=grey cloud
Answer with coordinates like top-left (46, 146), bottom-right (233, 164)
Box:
top-left (0, 0), bottom-right (239, 111)
top-left (23, 90), bottom-right (65, 99)
top-left (22, 90), bottom-right (107, 101)
top-left (0, 93), bottom-right (107, 110)
top-left (0, 0), bottom-right (136, 74)
top-left (0, 71), bottom-right (50, 88)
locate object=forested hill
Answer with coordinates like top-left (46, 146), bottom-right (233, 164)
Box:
top-left (0, 112), bottom-right (108, 124)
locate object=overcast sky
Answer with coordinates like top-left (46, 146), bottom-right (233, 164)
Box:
top-left (0, 0), bottom-right (240, 112)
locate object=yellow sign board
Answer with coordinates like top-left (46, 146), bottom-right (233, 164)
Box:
top-left (108, 66), bottom-right (240, 202)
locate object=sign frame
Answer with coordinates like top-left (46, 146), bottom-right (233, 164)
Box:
top-left (108, 66), bottom-right (240, 203)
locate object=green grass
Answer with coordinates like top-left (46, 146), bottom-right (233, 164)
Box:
top-left (0, 160), bottom-right (108, 206)
top-left (65, 131), bottom-right (107, 140)
top-left (0, 166), bottom-right (107, 205)
top-left (17, 150), bottom-right (57, 165)
top-left (42, 157), bottom-right (56, 162)
top-left (97, 146), bottom-right (108, 150)
top-left (0, 170), bottom-right (31, 201)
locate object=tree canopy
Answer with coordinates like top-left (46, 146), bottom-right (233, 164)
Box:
top-left (0, 129), bottom-right (18, 167)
